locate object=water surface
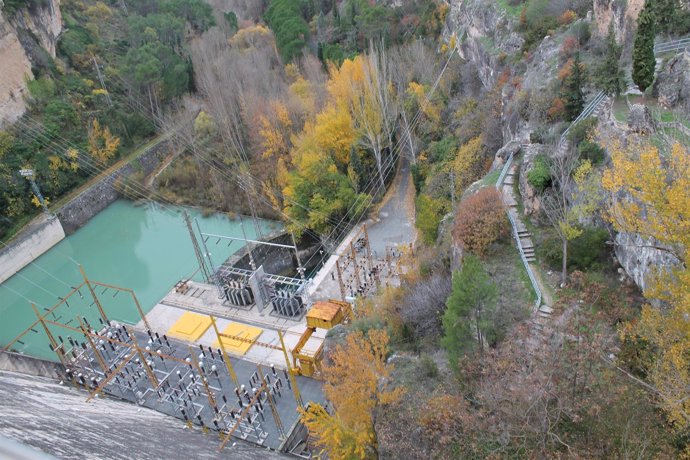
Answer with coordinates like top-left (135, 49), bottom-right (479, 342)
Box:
top-left (0, 200), bottom-right (280, 360)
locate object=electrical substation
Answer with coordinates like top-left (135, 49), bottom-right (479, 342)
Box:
top-left (1, 212), bottom-right (409, 457)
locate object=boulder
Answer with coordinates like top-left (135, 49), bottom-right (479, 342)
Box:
top-left (614, 232), bottom-right (680, 292)
top-left (653, 51), bottom-right (690, 111)
top-left (491, 140), bottom-right (522, 170)
top-left (627, 103), bottom-right (656, 134)
top-left (518, 143), bottom-right (546, 219)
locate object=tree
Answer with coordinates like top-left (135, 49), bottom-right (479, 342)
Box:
top-left (442, 255), bottom-right (497, 364)
top-left (602, 141), bottom-right (690, 435)
top-left (542, 151), bottom-right (601, 286)
top-left (595, 22), bottom-right (624, 96)
top-left (561, 53), bottom-right (586, 122)
top-left (453, 188), bottom-right (507, 256)
top-left (299, 329), bottom-right (403, 459)
top-left (87, 119), bottom-right (120, 164)
top-left (632, 0), bottom-right (656, 92)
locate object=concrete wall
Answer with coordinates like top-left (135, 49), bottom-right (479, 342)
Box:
top-left (0, 351), bottom-right (65, 380)
top-left (56, 139), bottom-right (172, 234)
top-left (0, 214), bottom-right (65, 284)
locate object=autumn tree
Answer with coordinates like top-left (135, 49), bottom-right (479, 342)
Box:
top-left (299, 329), bottom-right (403, 459)
top-left (542, 149), bottom-right (601, 286)
top-left (452, 136), bottom-right (484, 196)
top-left (602, 140), bottom-right (690, 436)
top-left (561, 53), bottom-right (586, 122)
top-left (453, 187), bottom-right (507, 256)
top-left (87, 119), bottom-right (120, 164)
top-left (442, 255), bottom-right (497, 364)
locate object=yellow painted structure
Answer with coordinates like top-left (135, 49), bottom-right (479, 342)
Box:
top-left (212, 322), bottom-right (263, 356)
top-left (293, 299), bottom-right (353, 378)
top-left (166, 312), bottom-right (212, 342)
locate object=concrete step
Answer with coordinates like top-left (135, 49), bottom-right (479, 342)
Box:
top-left (526, 256), bottom-right (537, 263)
top-left (520, 238), bottom-right (534, 249)
top-left (517, 230), bottom-right (531, 237)
top-left (538, 311), bottom-right (551, 319)
top-left (503, 194), bottom-right (518, 207)
top-left (539, 305), bottom-right (554, 314)
top-left (503, 175), bottom-right (516, 186)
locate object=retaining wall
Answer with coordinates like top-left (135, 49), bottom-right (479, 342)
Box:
top-left (0, 213), bottom-right (65, 284)
top-left (0, 351), bottom-right (65, 380)
top-left (56, 139), bottom-right (172, 234)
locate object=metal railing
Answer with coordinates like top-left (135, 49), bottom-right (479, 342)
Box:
top-left (654, 37), bottom-right (690, 54)
top-left (560, 90), bottom-right (608, 146)
top-left (495, 153), bottom-right (543, 310)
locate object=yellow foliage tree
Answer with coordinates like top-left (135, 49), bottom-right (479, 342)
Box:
top-left (88, 119), bottom-right (120, 164)
top-left (299, 329), bottom-right (403, 459)
top-left (603, 140), bottom-right (690, 435)
top-left (452, 136), bottom-right (483, 193)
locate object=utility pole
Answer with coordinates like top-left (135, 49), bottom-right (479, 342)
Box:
top-left (92, 55), bottom-right (113, 107)
top-left (19, 169), bottom-right (49, 214)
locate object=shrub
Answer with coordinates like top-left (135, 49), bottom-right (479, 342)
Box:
top-left (420, 354), bottom-right (439, 378)
top-left (558, 10), bottom-right (577, 26)
top-left (569, 20), bottom-right (591, 45)
top-left (578, 140), bottom-right (606, 164)
top-left (543, 227), bottom-right (610, 271)
top-left (566, 117), bottom-right (597, 145)
top-left (453, 188), bottom-right (507, 256)
top-left (527, 154), bottom-right (551, 192)
top-left (416, 194), bottom-right (445, 245)
top-left (530, 126), bottom-right (547, 144)
top-left (428, 136), bottom-right (458, 163)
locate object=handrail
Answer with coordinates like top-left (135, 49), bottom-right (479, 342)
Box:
top-left (654, 37), bottom-right (690, 53)
top-left (495, 153), bottom-right (542, 310)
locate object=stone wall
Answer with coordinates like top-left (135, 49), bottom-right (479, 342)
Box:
top-left (0, 213), bottom-right (64, 283)
top-left (56, 139), bottom-right (172, 234)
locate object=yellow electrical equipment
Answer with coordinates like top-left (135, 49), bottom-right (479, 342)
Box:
top-left (292, 299), bottom-right (353, 378)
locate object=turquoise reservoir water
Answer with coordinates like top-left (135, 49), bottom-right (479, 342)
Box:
top-left (0, 200), bottom-right (281, 361)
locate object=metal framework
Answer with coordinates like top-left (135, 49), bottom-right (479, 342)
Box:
top-left (333, 223), bottom-right (376, 300)
top-left (3, 270), bottom-right (314, 454)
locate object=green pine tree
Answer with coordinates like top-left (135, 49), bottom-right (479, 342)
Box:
top-left (632, 0), bottom-right (657, 92)
top-left (441, 255), bottom-right (497, 367)
top-left (562, 53), bottom-right (586, 122)
top-left (595, 22), bottom-right (624, 96)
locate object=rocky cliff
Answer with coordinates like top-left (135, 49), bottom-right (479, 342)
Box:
top-left (592, 0), bottom-right (644, 43)
top-left (0, 0), bottom-right (62, 127)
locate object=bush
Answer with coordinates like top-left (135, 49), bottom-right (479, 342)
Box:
top-left (578, 140), bottom-right (606, 164)
top-left (568, 21), bottom-right (591, 45)
top-left (566, 117), bottom-right (597, 145)
top-left (416, 194), bottom-right (445, 245)
top-left (530, 126), bottom-right (547, 144)
top-left (527, 154), bottom-right (551, 191)
top-left (428, 136), bottom-right (458, 163)
top-left (420, 354), bottom-right (439, 378)
top-left (543, 227), bottom-right (610, 271)
top-left (453, 188), bottom-right (507, 256)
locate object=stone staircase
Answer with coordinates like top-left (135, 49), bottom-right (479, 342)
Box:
top-left (500, 162), bottom-right (536, 263)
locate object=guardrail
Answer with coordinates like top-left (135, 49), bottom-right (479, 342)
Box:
top-left (495, 153), bottom-right (543, 310)
top-left (560, 90), bottom-right (607, 146)
top-left (654, 37), bottom-right (690, 54)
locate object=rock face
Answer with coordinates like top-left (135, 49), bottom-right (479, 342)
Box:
top-left (592, 0), bottom-right (645, 43)
top-left (627, 103), bottom-right (657, 134)
top-left (614, 232), bottom-right (680, 292)
top-left (518, 143), bottom-right (546, 219)
top-left (0, 0), bottom-right (62, 127)
top-left (654, 51), bottom-right (690, 111)
top-left (491, 139), bottom-right (522, 170)
top-left (445, 0), bottom-right (523, 90)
